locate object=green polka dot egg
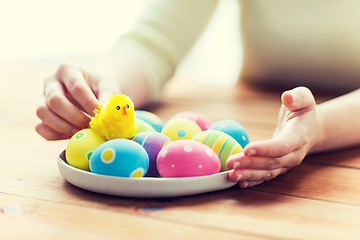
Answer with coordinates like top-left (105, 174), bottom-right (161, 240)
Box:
top-left (135, 118), bottom-right (156, 134)
top-left (135, 110), bottom-right (164, 132)
top-left (66, 128), bottom-right (106, 171)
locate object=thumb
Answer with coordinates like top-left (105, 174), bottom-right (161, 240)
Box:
top-left (97, 77), bottom-right (120, 105)
top-left (98, 87), bottom-right (116, 105)
top-left (281, 86), bottom-right (316, 111)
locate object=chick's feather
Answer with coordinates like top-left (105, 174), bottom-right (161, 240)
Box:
top-left (89, 94), bottom-right (136, 140)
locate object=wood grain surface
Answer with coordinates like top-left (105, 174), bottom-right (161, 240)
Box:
top-left (1, 61), bottom-right (359, 239)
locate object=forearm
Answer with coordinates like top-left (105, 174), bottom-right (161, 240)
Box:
top-left (310, 89), bottom-right (360, 153)
top-left (94, 0), bottom-right (218, 108)
top-left (103, 0), bottom-right (218, 104)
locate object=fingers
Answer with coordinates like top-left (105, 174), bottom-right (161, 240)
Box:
top-left (228, 167), bottom-right (287, 188)
top-left (36, 96), bottom-right (84, 134)
top-left (56, 64), bottom-right (100, 116)
top-left (241, 131), bottom-right (307, 159)
top-left (243, 139), bottom-right (294, 158)
top-left (281, 86), bottom-right (316, 111)
top-left (227, 149), bottom-right (304, 171)
top-left (35, 122), bottom-right (70, 141)
top-left (232, 166), bottom-right (287, 181)
top-left (36, 64), bottom-right (102, 141)
top-left (238, 180), bottom-right (264, 189)
top-left (43, 85), bottom-right (91, 130)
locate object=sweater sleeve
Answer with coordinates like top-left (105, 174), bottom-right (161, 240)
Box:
top-left (114, 0), bottom-right (218, 102)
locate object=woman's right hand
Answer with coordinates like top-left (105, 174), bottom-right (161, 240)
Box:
top-left (35, 64), bottom-right (116, 140)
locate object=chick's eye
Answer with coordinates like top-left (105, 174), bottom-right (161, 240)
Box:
top-left (126, 104), bottom-right (129, 108)
top-left (116, 106), bottom-right (120, 110)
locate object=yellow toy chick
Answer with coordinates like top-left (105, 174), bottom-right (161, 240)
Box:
top-left (89, 94), bottom-right (136, 140)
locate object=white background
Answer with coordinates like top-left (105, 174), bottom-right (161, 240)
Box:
top-left (0, 0), bottom-right (242, 85)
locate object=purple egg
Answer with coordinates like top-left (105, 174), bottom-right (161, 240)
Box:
top-left (133, 131), bottom-right (171, 176)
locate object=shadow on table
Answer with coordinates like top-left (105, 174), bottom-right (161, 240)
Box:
top-left (61, 175), bottom-right (300, 211)
top-left (60, 145), bottom-right (360, 210)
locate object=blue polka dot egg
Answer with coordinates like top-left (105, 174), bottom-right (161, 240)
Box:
top-left (90, 139), bottom-right (149, 178)
top-left (209, 120), bottom-right (250, 148)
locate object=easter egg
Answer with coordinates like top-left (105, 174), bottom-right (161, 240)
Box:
top-left (209, 120), bottom-right (250, 148)
top-left (157, 140), bottom-right (221, 177)
top-left (172, 111), bottom-right (213, 131)
top-left (90, 139), bottom-right (149, 178)
top-left (65, 128), bottom-right (105, 171)
top-left (161, 118), bottom-right (202, 141)
top-left (193, 130), bottom-right (243, 171)
top-left (135, 118), bottom-right (156, 134)
top-left (133, 131), bottom-right (171, 177)
top-left (135, 110), bottom-right (164, 132)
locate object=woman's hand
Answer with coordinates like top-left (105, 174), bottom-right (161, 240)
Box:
top-left (35, 64), bottom-right (116, 140)
top-left (226, 87), bottom-right (319, 188)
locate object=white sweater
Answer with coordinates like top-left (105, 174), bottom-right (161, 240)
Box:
top-left (116, 0), bottom-right (360, 98)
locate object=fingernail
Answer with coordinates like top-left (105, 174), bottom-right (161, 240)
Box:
top-left (236, 173), bottom-right (243, 181)
top-left (240, 181), bottom-right (249, 188)
top-left (233, 162), bottom-right (241, 169)
top-left (247, 149), bottom-right (256, 156)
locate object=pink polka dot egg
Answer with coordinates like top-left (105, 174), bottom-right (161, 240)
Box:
top-left (156, 140), bottom-right (221, 178)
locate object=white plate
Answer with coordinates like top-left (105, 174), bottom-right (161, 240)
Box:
top-left (57, 151), bottom-right (237, 198)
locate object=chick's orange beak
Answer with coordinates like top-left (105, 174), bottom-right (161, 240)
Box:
top-left (123, 106), bottom-right (127, 116)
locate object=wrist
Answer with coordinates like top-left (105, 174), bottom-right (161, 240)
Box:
top-left (96, 52), bottom-right (154, 108)
top-left (308, 104), bottom-right (327, 154)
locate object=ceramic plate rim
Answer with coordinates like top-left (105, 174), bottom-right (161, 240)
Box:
top-left (57, 150), bottom-right (237, 198)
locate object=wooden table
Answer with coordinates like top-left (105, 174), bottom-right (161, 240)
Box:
top-left (1, 60), bottom-right (360, 239)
